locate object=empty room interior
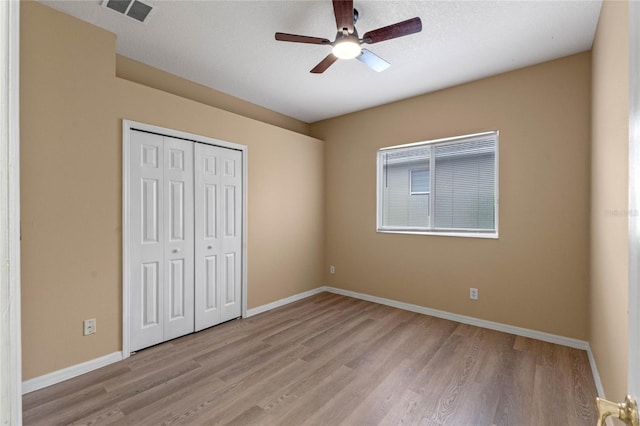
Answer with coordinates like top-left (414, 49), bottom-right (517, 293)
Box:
top-left (7, 0), bottom-right (640, 424)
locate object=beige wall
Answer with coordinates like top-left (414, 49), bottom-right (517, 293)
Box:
top-left (20, 1), bottom-right (324, 380)
top-left (116, 55), bottom-right (310, 136)
top-left (311, 52), bottom-right (592, 340)
top-left (590, 0), bottom-right (629, 400)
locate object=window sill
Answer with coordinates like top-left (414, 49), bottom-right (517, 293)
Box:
top-left (376, 229), bottom-right (499, 239)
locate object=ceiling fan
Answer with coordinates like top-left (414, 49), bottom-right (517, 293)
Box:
top-left (275, 0), bottom-right (422, 74)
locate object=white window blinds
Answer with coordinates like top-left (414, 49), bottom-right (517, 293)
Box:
top-left (434, 139), bottom-right (496, 231)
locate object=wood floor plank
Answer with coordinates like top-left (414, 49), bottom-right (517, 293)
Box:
top-left (222, 404), bottom-right (267, 426)
top-left (23, 386), bottom-right (108, 424)
top-left (340, 358), bottom-right (420, 426)
top-left (531, 343), bottom-right (571, 425)
top-left (22, 365), bottom-right (130, 412)
top-left (303, 339), bottom-right (416, 425)
top-left (426, 327), bottom-right (485, 425)
top-left (71, 406), bottom-right (125, 426)
top-left (193, 359), bottom-right (311, 425)
top-left (119, 375), bottom-right (227, 425)
top-left (117, 364), bottom-right (222, 416)
top-left (67, 406), bottom-right (126, 426)
top-left (124, 376), bottom-right (227, 426)
top-left (449, 330), bottom-right (516, 425)
top-left (491, 346), bottom-right (537, 425)
top-left (379, 388), bottom-right (438, 426)
top-left (265, 365), bottom-right (358, 425)
top-left (26, 360), bottom-right (202, 425)
top-left (23, 292), bottom-right (598, 426)
top-left (571, 349), bottom-right (598, 424)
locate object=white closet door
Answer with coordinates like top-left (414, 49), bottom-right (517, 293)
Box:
top-left (130, 131), bottom-right (165, 351)
top-left (129, 126), bottom-right (242, 351)
top-left (130, 132), bottom-right (195, 351)
top-left (162, 136), bottom-right (195, 340)
top-left (194, 144), bottom-right (221, 330)
top-left (219, 148), bottom-right (242, 321)
top-left (194, 144), bottom-right (242, 330)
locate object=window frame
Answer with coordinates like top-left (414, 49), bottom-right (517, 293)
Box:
top-left (376, 131), bottom-right (499, 239)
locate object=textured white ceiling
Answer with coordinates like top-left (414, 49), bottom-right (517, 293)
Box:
top-left (40, 0), bottom-right (603, 123)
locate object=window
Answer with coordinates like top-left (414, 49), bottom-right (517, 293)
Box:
top-left (410, 169), bottom-right (430, 194)
top-left (377, 131), bottom-right (498, 238)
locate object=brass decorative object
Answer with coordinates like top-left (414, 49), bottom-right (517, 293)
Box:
top-left (596, 395), bottom-right (639, 426)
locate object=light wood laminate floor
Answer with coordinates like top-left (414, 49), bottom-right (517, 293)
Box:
top-left (23, 292), bottom-right (597, 425)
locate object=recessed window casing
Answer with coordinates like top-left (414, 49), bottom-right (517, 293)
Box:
top-left (377, 131), bottom-right (499, 238)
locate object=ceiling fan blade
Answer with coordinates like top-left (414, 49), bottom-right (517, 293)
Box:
top-left (357, 49), bottom-right (390, 72)
top-left (332, 0), bottom-right (354, 33)
top-left (275, 32), bottom-right (331, 45)
top-left (310, 54), bottom-right (339, 74)
top-left (362, 17), bottom-right (422, 44)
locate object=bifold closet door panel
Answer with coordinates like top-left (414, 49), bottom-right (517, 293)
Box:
top-left (194, 143), bottom-right (222, 331)
top-left (130, 131), bottom-right (165, 352)
top-left (130, 131), bottom-right (196, 352)
top-left (219, 147), bottom-right (242, 322)
top-left (194, 144), bottom-right (242, 330)
top-left (162, 136), bottom-right (195, 341)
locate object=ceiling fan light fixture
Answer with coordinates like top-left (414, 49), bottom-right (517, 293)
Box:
top-left (332, 40), bottom-right (362, 59)
top-left (274, 1), bottom-right (423, 73)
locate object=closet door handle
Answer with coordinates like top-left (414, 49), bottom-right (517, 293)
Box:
top-left (207, 245), bottom-right (213, 250)
top-left (172, 248), bottom-right (180, 253)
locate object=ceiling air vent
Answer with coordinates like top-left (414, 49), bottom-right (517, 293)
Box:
top-left (103, 0), bottom-right (153, 23)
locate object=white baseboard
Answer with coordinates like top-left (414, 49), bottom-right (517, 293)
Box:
top-left (324, 286), bottom-right (590, 350)
top-left (247, 285), bottom-right (591, 350)
top-left (22, 351), bottom-right (122, 395)
top-left (587, 345), bottom-right (606, 397)
top-left (245, 287), bottom-right (327, 317)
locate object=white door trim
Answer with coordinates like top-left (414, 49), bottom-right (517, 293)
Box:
top-left (0, 0), bottom-right (21, 423)
top-left (628, 0), bottom-right (640, 397)
top-left (122, 120), bottom-right (248, 359)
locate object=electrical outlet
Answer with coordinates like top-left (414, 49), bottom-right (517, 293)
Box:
top-left (469, 288), bottom-right (478, 300)
top-left (329, 265), bottom-right (335, 274)
top-left (83, 318), bottom-right (96, 336)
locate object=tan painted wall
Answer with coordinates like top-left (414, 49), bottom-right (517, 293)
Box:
top-left (311, 52), bottom-right (592, 340)
top-left (590, 0), bottom-right (629, 400)
top-left (116, 55), bottom-right (310, 136)
top-left (20, 1), bottom-right (324, 380)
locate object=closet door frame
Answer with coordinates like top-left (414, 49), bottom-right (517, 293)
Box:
top-left (122, 120), bottom-right (248, 358)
